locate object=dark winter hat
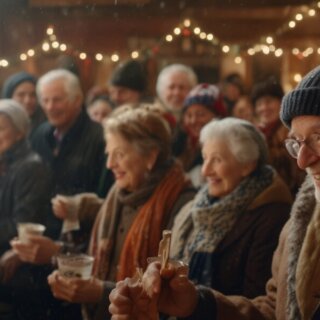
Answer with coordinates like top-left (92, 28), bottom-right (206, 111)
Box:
top-left (1, 72), bottom-right (37, 99)
top-left (280, 66), bottom-right (320, 128)
top-left (109, 60), bottom-right (147, 93)
top-left (183, 83), bottom-right (227, 117)
top-left (251, 77), bottom-right (284, 106)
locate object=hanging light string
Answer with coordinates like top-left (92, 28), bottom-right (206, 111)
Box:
top-left (0, 0), bottom-right (319, 68)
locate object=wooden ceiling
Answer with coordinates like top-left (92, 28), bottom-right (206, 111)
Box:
top-left (0, 0), bottom-right (318, 67)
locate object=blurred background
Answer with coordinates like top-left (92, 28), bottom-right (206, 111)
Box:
top-left (0, 0), bottom-right (319, 94)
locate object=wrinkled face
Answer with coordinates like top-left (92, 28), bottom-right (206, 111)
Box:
top-left (87, 100), bottom-right (113, 124)
top-left (201, 138), bottom-right (255, 198)
top-left (232, 98), bottom-right (254, 122)
top-left (290, 116), bottom-right (320, 201)
top-left (12, 82), bottom-right (37, 116)
top-left (161, 72), bottom-right (192, 111)
top-left (183, 104), bottom-right (216, 139)
top-left (39, 80), bottom-right (81, 132)
top-left (109, 86), bottom-right (140, 107)
top-left (106, 132), bottom-right (156, 192)
top-left (255, 95), bottom-right (281, 126)
top-left (0, 114), bottom-right (23, 155)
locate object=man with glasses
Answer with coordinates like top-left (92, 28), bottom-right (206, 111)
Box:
top-left (109, 65), bottom-right (320, 320)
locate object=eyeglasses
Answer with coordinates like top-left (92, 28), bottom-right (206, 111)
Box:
top-left (285, 133), bottom-right (320, 159)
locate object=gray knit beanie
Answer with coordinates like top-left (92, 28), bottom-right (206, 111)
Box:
top-left (0, 99), bottom-right (30, 136)
top-left (280, 65), bottom-right (320, 128)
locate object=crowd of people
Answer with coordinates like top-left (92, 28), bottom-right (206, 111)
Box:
top-left (0, 59), bottom-right (319, 320)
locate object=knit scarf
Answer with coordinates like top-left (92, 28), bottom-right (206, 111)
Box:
top-left (88, 161), bottom-right (190, 281)
top-left (173, 165), bottom-right (274, 260)
top-left (172, 165), bottom-right (274, 285)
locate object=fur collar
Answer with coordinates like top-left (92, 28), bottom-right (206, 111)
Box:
top-left (287, 175), bottom-right (316, 319)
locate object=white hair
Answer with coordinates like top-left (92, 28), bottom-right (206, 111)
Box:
top-left (37, 69), bottom-right (83, 103)
top-left (0, 99), bottom-right (30, 137)
top-left (156, 64), bottom-right (198, 99)
top-left (200, 117), bottom-right (268, 166)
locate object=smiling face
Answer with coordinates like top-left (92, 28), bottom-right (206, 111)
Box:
top-left (183, 104), bottom-right (216, 139)
top-left (0, 114), bottom-right (23, 155)
top-left (201, 138), bottom-right (256, 198)
top-left (255, 95), bottom-right (281, 126)
top-left (161, 72), bottom-right (192, 111)
top-left (290, 115), bottom-right (320, 201)
top-left (106, 132), bottom-right (158, 192)
top-left (12, 82), bottom-right (37, 116)
top-left (39, 80), bottom-right (82, 133)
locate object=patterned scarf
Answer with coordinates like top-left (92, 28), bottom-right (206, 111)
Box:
top-left (173, 165), bottom-right (274, 269)
top-left (89, 161), bottom-right (190, 281)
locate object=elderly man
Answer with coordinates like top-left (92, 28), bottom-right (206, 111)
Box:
top-left (31, 69), bottom-right (106, 238)
top-left (156, 63), bottom-right (198, 121)
top-left (109, 65), bottom-right (320, 320)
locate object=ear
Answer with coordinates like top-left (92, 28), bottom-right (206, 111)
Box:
top-left (240, 160), bottom-right (257, 177)
top-left (146, 149), bottom-right (160, 171)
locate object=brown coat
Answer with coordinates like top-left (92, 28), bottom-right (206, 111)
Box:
top-left (172, 174), bottom-right (292, 299)
top-left (198, 176), bottom-right (320, 320)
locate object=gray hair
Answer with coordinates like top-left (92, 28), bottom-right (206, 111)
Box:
top-left (156, 64), bottom-right (198, 99)
top-left (0, 99), bottom-right (30, 137)
top-left (200, 117), bottom-right (269, 167)
top-left (37, 69), bottom-right (83, 103)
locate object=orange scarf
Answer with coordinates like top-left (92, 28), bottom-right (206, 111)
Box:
top-left (116, 163), bottom-right (189, 281)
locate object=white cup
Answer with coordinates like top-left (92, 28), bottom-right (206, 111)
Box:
top-left (57, 253), bottom-right (94, 280)
top-left (17, 223), bottom-right (46, 243)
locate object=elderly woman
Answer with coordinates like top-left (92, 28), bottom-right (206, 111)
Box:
top-left (0, 99), bottom-right (51, 318)
top-left (173, 83), bottom-right (226, 188)
top-left (171, 117), bottom-right (292, 298)
top-left (12, 105), bottom-right (195, 319)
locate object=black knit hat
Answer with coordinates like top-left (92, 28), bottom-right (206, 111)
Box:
top-left (251, 77), bottom-right (284, 106)
top-left (1, 72), bottom-right (37, 99)
top-left (109, 60), bottom-right (146, 93)
top-left (280, 66), bottom-right (320, 128)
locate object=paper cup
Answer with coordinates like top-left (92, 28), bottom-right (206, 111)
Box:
top-left (57, 254), bottom-right (94, 280)
top-left (17, 223), bottom-right (46, 243)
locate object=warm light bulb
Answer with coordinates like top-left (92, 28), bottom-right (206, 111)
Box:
top-left (308, 9), bottom-right (316, 16)
top-left (266, 36), bottom-right (273, 44)
top-left (199, 32), bottom-right (206, 39)
top-left (294, 74), bottom-right (302, 82)
top-left (79, 52), bottom-right (87, 60)
top-left (289, 21), bottom-right (296, 28)
top-left (131, 51), bottom-right (139, 59)
top-left (206, 34), bottom-right (214, 41)
top-left (42, 42), bottom-right (50, 51)
top-left (111, 54), bottom-right (119, 62)
top-left (60, 44), bottom-right (67, 51)
top-left (52, 41), bottom-right (59, 49)
top-left (46, 27), bottom-right (54, 35)
top-left (222, 45), bottom-right (230, 53)
top-left (295, 13), bottom-right (303, 21)
top-left (27, 49), bottom-right (35, 56)
top-left (95, 53), bottom-right (103, 61)
top-left (165, 34), bottom-right (173, 42)
top-left (275, 49), bottom-right (283, 57)
top-left (234, 56), bottom-right (242, 64)
top-left (193, 27), bottom-right (201, 35)
top-left (174, 28), bottom-right (181, 35)
top-left (20, 53), bottom-right (27, 61)
top-left (247, 48), bottom-right (255, 55)
top-left (183, 19), bottom-right (191, 27)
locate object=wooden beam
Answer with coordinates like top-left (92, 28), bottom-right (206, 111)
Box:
top-left (29, 0), bottom-right (150, 7)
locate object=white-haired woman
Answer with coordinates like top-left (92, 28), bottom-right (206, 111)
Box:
top-left (156, 64), bottom-right (197, 120)
top-left (0, 99), bottom-right (51, 318)
top-left (171, 117), bottom-right (292, 298)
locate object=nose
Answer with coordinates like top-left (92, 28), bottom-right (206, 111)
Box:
top-left (201, 159), bottom-right (212, 177)
top-left (296, 144), bottom-right (319, 170)
top-left (106, 153), bottom-right (116, 169)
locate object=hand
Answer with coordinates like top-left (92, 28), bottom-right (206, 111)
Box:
top-left (109, 278), bottom-right (158, 320)
top-left (143, 261), bottom-right (198, 318)
top-left (0, 249), bottom-right (23, 283)
top-left (47, 270), bottom-right (104, 303)
top-left (51, 195), bottom-right (69, 220)
top-left (10, 236), bottom-right (60, 265)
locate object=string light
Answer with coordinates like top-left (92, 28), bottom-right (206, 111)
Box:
top-left (131, 51), bottom-right (139, 59)
top-left (222, 45), bottom-right (230, 53)
top-left (95, 53), bottom-right (103, 61)
top-left (79, 52), bottom-right (87, 60)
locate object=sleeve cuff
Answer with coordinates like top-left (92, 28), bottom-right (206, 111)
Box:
top-left (180, 285), bottom-right (217, 320)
